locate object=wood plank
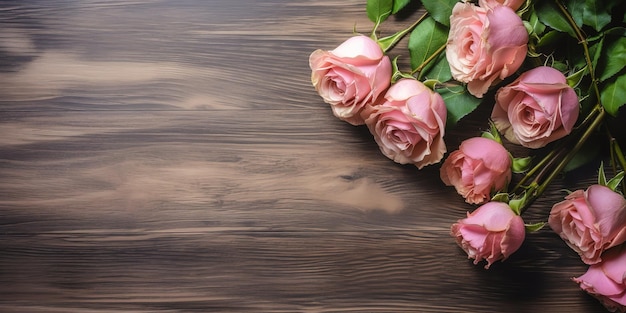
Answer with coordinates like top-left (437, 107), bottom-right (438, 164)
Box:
top-left (0, 110), bottom-right (587, 233)
top-left (0, 1), bottom-right (615, 312)
top-left (0, 230), bottom-right (605, 312)
top-left (0, 109), bottom-right (459, 233)
top-left (0, 0), bottom-right (378, 111)
top-left (0, 109), bottom-right (601, 312)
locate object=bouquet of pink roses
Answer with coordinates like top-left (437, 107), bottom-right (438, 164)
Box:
top-left (309, 0), bottom-right (626, 311)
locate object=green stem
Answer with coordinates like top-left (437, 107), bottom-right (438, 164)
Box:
top-left (377, 11), bottom-right (428, 53)
top-left (606, 126), bottom-right (626, 194)
top-left (614, 142), bottom-right (626, 179)
top-left (513, 149), bottom-right (557, 193)
top-left (537, 108), bottom-right (605, 191)
top-left (519, 106), bottom-right (606, 213)
top-left (410, 43), bottom-right (446, 79)
top-left (512, 105), bottom-right (598, 194)
top-left (530, 145), bottom-right (571, 186)
top-left (514, 3), bottom-right (607, 214)
top-left (616, 142), bottom-right (626, 196)
top-left (522, 104), bottom-right (603, 190)
top-left (555, 0), bottom-right (602, 103)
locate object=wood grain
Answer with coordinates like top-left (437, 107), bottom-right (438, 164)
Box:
top-left (0, 1), bottom-right (609, 312)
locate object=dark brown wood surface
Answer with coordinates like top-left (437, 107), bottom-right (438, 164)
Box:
top-left (0, 1), bottom-right (608, 312)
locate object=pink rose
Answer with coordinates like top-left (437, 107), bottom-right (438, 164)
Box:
top-left (491, 66), bottom-right (580, 148)
top-left (309, 35), bottom-right (392, 125)
top-left (440, 137), bottom-right (512, 204)
top-left (364, 78), bottom-right (447, 169)
top-left (549, 184), bottom-right (626, 265)
top-left (478, 0), bottom-right (525, 11)
top-left (446, 2), bottom-right (528, 98)
top-left (451, 201), bottom-right (526, 268)
top-left (573, 244), bottom-right (626, 313)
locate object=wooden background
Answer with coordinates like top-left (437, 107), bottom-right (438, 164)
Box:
top-left (0, 1), bottom-right (612, 312)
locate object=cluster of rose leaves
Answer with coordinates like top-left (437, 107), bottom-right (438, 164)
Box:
top-left (309, 0), bottom-right (626, 311)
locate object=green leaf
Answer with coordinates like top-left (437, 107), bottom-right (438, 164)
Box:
top-left (601, 74), bottom-right (626, 116)
top-left (610, 137), bottom-right (626, 183)
top-left (436, 85), bottom-right (481, 126)
top-left (589, 37), bottom-right (604, 78)
top-left (598, 162), bottom-right (608, 186)
top-left (512, 156), bottom-right (532, 174)
top-left (367, 0), bottom-right (393, 24)
top-left (564, 135), bottom-right (601, 172)
top-left (421, 0), bottom-right (457, 27)
top-left (567, 46), bottom-right (588, 72)
top-left (525, 222), bottom-right (546, 233)
top-left (579, 83), bottom-right (598, 114)
top-left (535, 1), bottom-right (576, 38)
top-left (536, 30), bottom-right (565, 48)
top-left (482, 121), bottom-right (502, 144)
top-left (481, 131), bottom-right (497, 142)
top-left (423, 79), bottom-right (438, 90)
top-left (528, 10), bottom-right (546, 37)
top-left (491, 193), bottom-right (510, 203)
top-left (408, 16), bottom-right (449, 76)
top-left (597, 28), bottom-right (626, 82)
top-left (377, 27), bottom-right (411, 52)
top-left (566, 65), bottom-right (587, 88)
top-left (392, 0), bottom-right (412, 14)
top-left (421, 53), bottom-right (452, 83)
top-left (607, 172), bottom-right (625, 192)
top-left (509, 197), bottom-right (524, 216)
top-left (565, 153), bottom-right (597, 173)
top-left (390, 56), bottom-right (415, 83)
top-left (563, 0), bottom-right (584, 27)
top-left (582, 0), bottom-right (614, 32)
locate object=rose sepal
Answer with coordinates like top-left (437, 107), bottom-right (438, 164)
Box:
top-left (525, 222), bottom-right (546, 232)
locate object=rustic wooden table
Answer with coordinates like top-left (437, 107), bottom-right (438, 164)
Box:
top-left (0, 1), bottom-right (610, 312)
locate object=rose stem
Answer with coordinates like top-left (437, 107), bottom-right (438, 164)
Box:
top-left (605, 125), bottom-right (626, 195)
top-left (410, 43), bottom-right (446, 79)
top-left (519, 105), bottom-right (605, 214)
top-left (513, 144), bottom-right (562, 194)
top-left (516, 101), bottom-right (605, 194)
top-left (515, 1), bottom-right (606, 213)
top-left (555, 0), bottom-right (602, 102)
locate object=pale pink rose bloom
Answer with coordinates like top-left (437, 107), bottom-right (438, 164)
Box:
top-left (451, 201), bottom-right (525, 268)
top-left (492, 66), bottom-right (580, 148)
top-left (364, 78), bottom-right (447, 169)
top-left (440, 137), bottom-right (512, 204)
top-left (446, 2), bottom-right (528, 98)
top-left (573, 244), bottom-right (626, 313)
top-left (478, 0), bottom-right (525, 11)
top-left (309, 35), bottom-right (392, 125)
top-left (549, 184), bottom-right (626, 265)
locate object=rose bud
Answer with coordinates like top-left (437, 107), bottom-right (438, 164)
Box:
top-left (573, 244), bottom-right (626, 313)
top-left (549, 184), bottom-right (626, 265)
top-left (446, 2), bottom-right (528, 98)
top-left (491, 66), bottom-right (580, 149)
top-left (451, 201), bottom-right (526, 268)
top-left (309, 35), bottom-right (392, 125)
top-left (440, 137), bottom-right (512, 204)
top-left (364, 78), bottom-right (447, 169)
